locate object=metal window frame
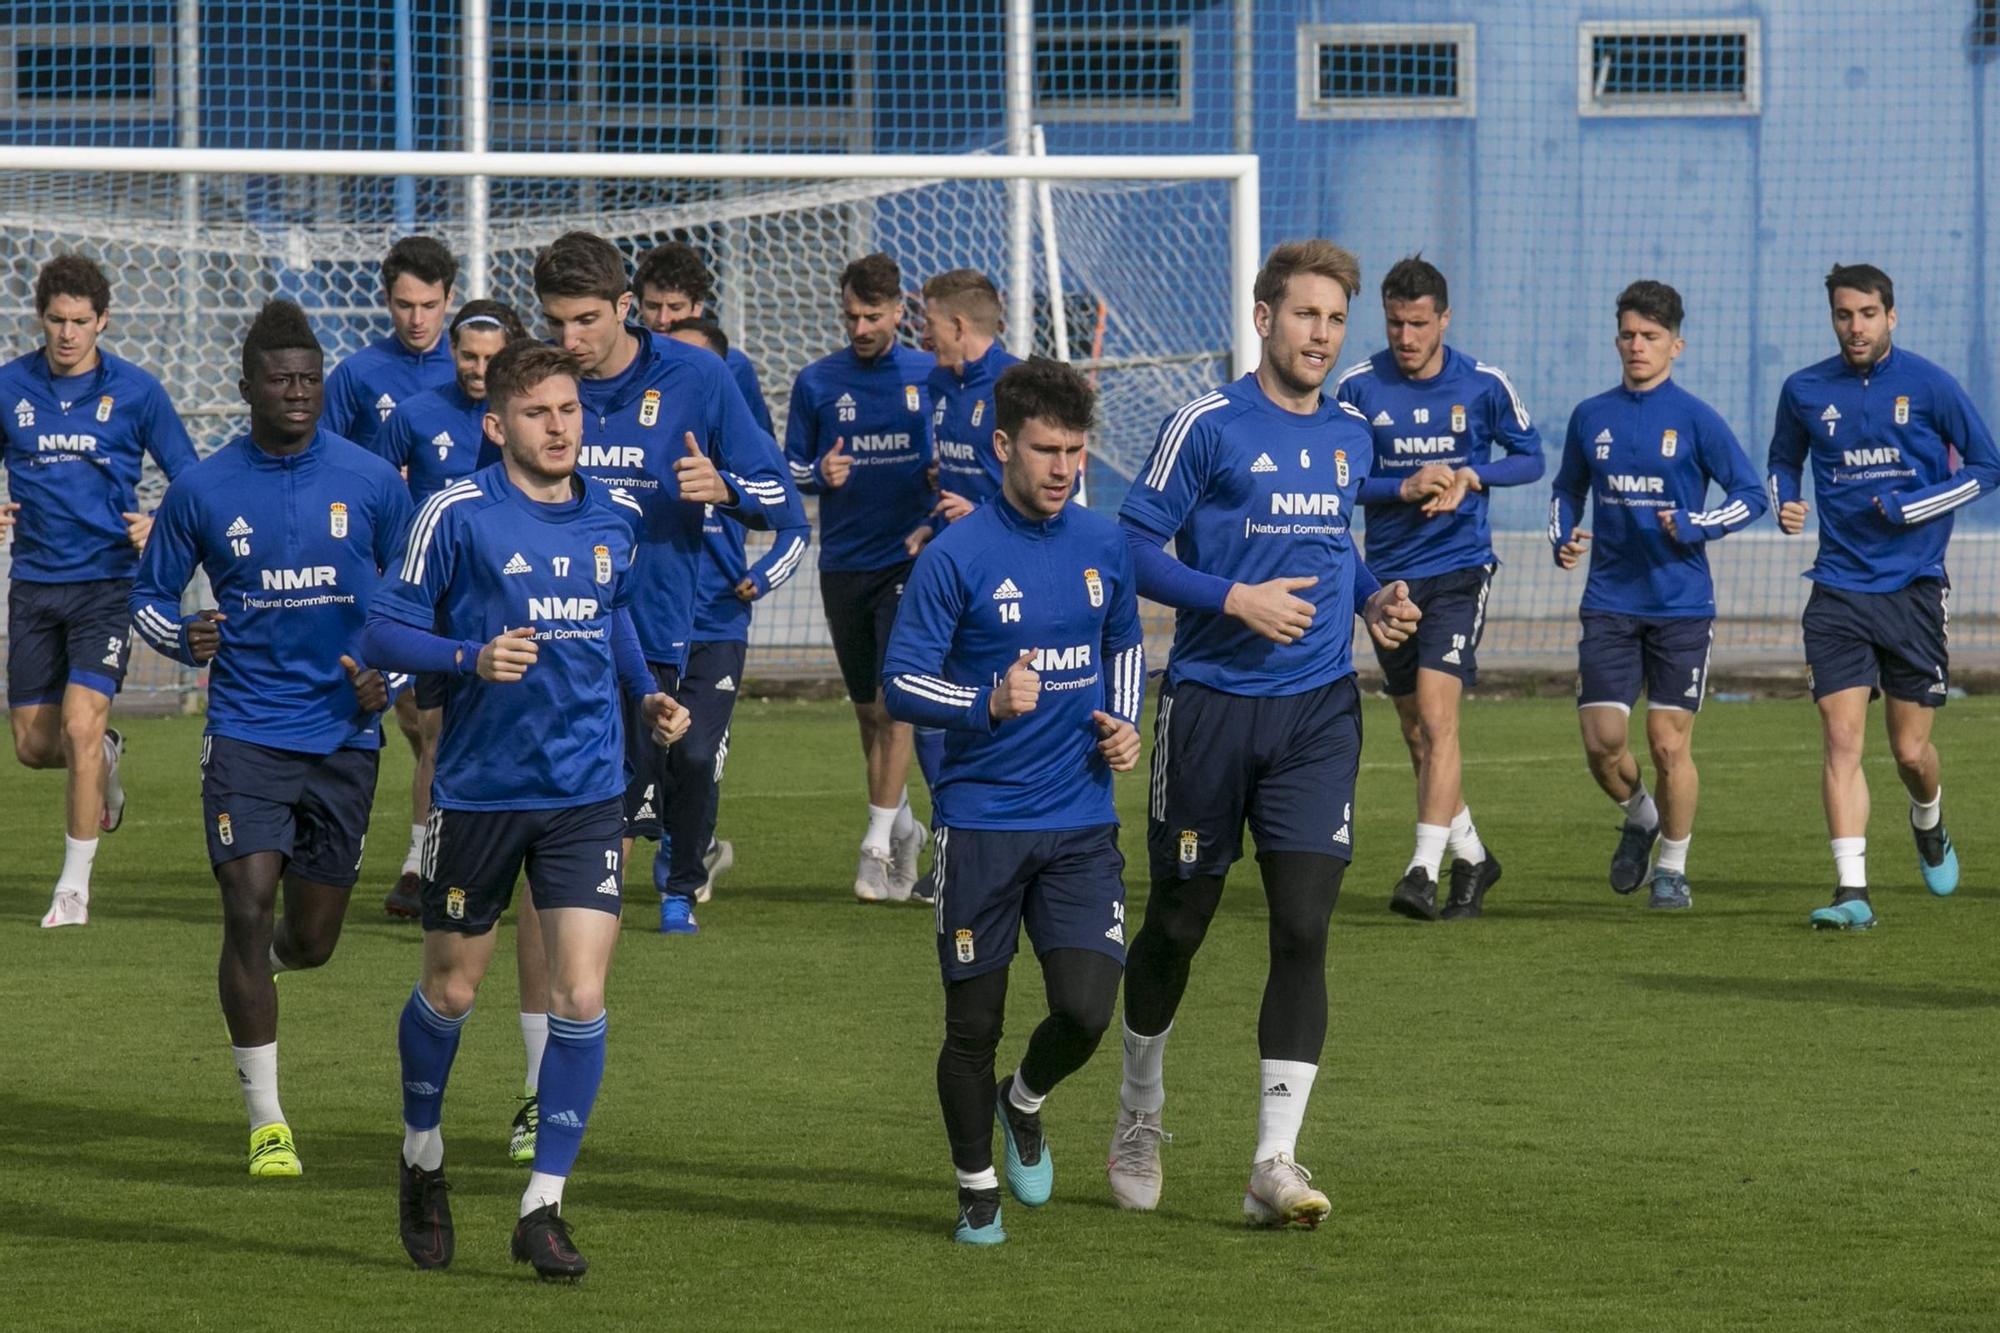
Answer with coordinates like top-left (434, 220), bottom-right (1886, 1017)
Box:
top-left (1577, 19), bottom-right (1762, 118)
top-left (1033, 25), bottom-right (1194, 123)
top-left (0, 24), bottom-right (175, 119)
top-left (1295, 23), bottom-right (1476, 121)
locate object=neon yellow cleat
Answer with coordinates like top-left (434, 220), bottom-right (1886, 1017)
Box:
top-left (508, 1094), bottom-right (539, 1165)
top-left (248, 1122), bottom-right (302, 1177)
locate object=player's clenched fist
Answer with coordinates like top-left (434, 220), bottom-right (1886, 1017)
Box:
top-left (819, 437), bottom-right (852, 489)
top-left (1091, 709), bottom-right (1141, 772)
top-left (1363, 580), bottom-right (1423, 650)
top-left (477, 625), bottom-right (539, 682)
top-left (989, 648), bottom-right (1041, 721)
top-left (1777, 499), bottom-right (1809, 536)
top-left (1224, 575), bottom-right (1317, 645)
top-left (1422, 467), bottom-right (1480, 517)
top-left (185, 609), bottom-right (226, 664)
top-left (1398, 462), bottom-right (1454, 505)
top-left (675, 432), bottom-right (734, 505)
top-left (340, 653), bottom-right (390, 713)
top-left (642, 692), bottom-right (690, 747)
top-left (1556, 527), bottom-right (1591, 570)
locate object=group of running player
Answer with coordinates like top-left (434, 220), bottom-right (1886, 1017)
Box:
top-left (2, 228), bottom-right (1992, 1271)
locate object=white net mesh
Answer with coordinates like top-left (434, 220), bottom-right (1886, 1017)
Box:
top-left (0, 164), bottom-right (1235, 698)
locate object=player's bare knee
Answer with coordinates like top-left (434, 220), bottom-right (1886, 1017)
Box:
top-left (548, 981), bottom-right (605, 1022)
top-left (1889, 735), bottom-right (1933, 776)
top-left (59, 705), bottom-right (106, 755)
top-left (421, 975), bottom-right (479, 1019)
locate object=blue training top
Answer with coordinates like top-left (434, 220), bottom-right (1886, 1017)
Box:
top-left (323, 334), bottom-right (455, 457)
top-left (784, 342), bottom-right (937, 572)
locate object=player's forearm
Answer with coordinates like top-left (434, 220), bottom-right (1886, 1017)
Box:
top-left (747, 528), bottom-right (810, 594)
top-left (611, 608), bottom-right (654, 704)
top-left (882, 671), bottom-right (998, 733)
top-left (130, 595), bottom-right (198, 666)
top-left (360, 613), bottom-right (480, 676)
top-left (1106, 641), bottom-right (1146, 726)
top-left (787, 457), bottom-right (824, 495)
top-left (1122, 525), bottom-right (1231, 613)
top-left (1356, 476), bottom-right (1402, 506)
top-left (1473, 450), bottom-right (1545, 488)
top-left (1350, 556), bottom-right (1382, 607)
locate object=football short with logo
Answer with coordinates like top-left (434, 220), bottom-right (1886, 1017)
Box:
top-left (198, 735), bottom-right (379, 884)
top-left (419, 796), bottom-right (628, 934)
top-left (819, 561), bottom-right (911, 704)
top-left (1146, 674), bottom-right (1362, 881)
top-left (1802, 577), bottom-right (1949, 706)
top-left (1371, 563), bottom-right (1494, 695)
top-left (1576, 610), bottom-right (1713, 713)
top-left (6, 577), bottom-right (134, 705)
top-left (623, 662), bottom-right (682, 839)
top-left (932, 823), bottom-right (1126, 982)
top-left (626, 640), bottom-right (745, 894)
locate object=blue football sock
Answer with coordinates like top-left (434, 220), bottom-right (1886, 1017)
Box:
top-left (534, 1010), bottom-right (608, 1178)
top-left (915, 727), bottom-right (945, 792)
top-left (398, 985), bottom-right (469, 1131)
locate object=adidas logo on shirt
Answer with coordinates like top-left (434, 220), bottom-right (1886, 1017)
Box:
top-left (1594, 429), bottom-right (1613, 445)
top-left (992, 578), bottom-right (1023, 600)
top-left (1332, 824), bottom-right (1351, 846)
top-left (430, 431), bottom-right (453, 449)
top-left (1250, 453), bottom-right (1278, 473)
top-left (1821, 405), bottom-right (1841, 422)
top-left (1371, 410), bottom-right (1393, 427)
top-left (595, 875), bottom-right (621, 896)
top-left (12, 398), bottom-right (32, 427)
top-left (503, 552), bottom-right (533, 575)
top-left (225, 516), bottom-right (255, 538)
top-left (545, 1108), bottom-right (584, 1129)
top-left (715, 675), bottom-right (737, 692)
top-left (374, 392), bottom-right (397, 421)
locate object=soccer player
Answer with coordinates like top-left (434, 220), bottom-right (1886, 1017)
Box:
top-left (130, 300), bottom-right (411, 1175)
top-left (1549, 280), bottom-right (1766, 910)
top-left (635, 242), bottom-right (775, 432)
top-left (884, 358), bottom-right (1144, 1245)
top-left (2, 253), bottom-right (196, 927)
top-left (913, 268), bottom-right (1019, 550)
top-left (1768, 263), bottom-right (2000, 930)
top-left (1110, 240), bottom-right (1420, 1227)
top-left (785, 253), bottom-right (937, 902)
top-left (323, 236), bottom-right (460, 920)
top-left (535, 231), bottom-right (800, 928)
top-left (374, 298), bottom-right (528, 920)
top-left (658, 317), bottom-right (811, 925)
top-left (361, 340), bottom-right (688, 1280)
top-left (1337, 256), bottom-right (1544, 920)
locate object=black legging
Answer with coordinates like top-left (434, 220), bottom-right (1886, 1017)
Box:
top-left (937, 948), bottom-right (1123, 1174)
top-left (1122, 850), bottom-right (1344, 1063)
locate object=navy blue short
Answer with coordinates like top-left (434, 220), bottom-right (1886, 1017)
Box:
top-left (420, 796), bottom-right (628, 935)
top-left (412, 671), bottom-right (450, 711)
top-left (1371, 563), bottom-right (1494, 696)
top-left (1146, 674), bottom-right (1362, 880)
top-left (819, 562), bottom-right (911, 704)
top-left (932, 823), bottom-right (1126, 981)
top-left (1576, 610), bottom-right (1713, 713)
top-left (1802, 578), bottom-right (1949, 706)
top-left (625, 640), bottom-right (744, 894)
top-left (623, 661), bottom-right (682, 838)
top-left (7, 577), bottom-right (133, 706)
top-left (199, 734), bottom-right (379, 886)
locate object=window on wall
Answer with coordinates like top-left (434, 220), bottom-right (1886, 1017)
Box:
top-left (1035, 27), bottom-right (1193, 122)
top-left (1296, 24), bottom-right (1476, 120)
top-left (0, 26), bottom-right (174, 118)
top-left (1578, 20), bottom-right (1761, 117)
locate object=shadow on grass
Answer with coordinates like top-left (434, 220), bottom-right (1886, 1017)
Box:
top-left (1624, 971), bottom-right (2000, 1010)
top-left (0, 1196), bottom-right (410, 1272)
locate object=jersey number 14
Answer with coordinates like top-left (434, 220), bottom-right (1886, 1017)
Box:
top-left (999, 602), bottom-right (1021, 623)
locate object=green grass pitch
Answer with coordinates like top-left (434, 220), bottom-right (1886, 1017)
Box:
top-left (4, 695), bottom-right (1998, 1330)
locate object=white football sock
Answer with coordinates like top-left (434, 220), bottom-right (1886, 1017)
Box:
top-left (1446, 806), bottom-right (1486, 865)
top-left (232, 1042), bottom-right (285, 1130)
top-left (1911, 787), bottom-right (1942, 831)
top-left (522, 1170), bottom-right (566, 1217)
top-left (402, 1124), bottom-right (443, 1171)
top-left (401, 822), bottom-right (425, 876)
top-left (520, 1012), bottom-right (549, 1094)
top-left (1007, 1066), bottom-right (1046, 1114)
top-left (1832, 837), bottom-right (1868, 889)
top-left (1620, 785), bottom-right (1659, 830)
top-left (863, 803), bottom-right (899, 854)
top-left (1656, 835), bottom-right (1690, 876)
top-left (57, 834), bottom-right (98, 894)
top-left (1406, 823), bottom-right (1449, 879)
top-left (1119, 1023), bottom-right (1170, 1114)
top-left (892, 792), bottom-right (918, 839)
top-left (1254, 1059), bottom-right (1318, 1163)
top-left (956, 1166), bottom-right (999, 1191)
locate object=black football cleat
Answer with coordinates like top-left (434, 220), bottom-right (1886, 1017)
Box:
top-left (398, 1158), bottom-right (454, 1270)
top-left (1609, 823), bottom-right (1659, 895)
top-left (512, 1203), bottom-right (587, 1281)
top-left (1441, 850), bottom-right (1502, 920)
top-left (1388, 867), bottom-right (1439, 921)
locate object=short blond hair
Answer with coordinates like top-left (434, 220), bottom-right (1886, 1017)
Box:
top-left (1254, 239), bottom-right (1361, 307)
top-left (922, 268), bottom-right (1002, 333)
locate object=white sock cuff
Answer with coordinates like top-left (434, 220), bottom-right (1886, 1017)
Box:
top-left (955, 1166), bottom-right (1000, 1192)
top-left (1656, 834), bottom-right (1691, 875)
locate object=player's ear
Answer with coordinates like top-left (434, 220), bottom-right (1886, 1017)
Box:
top-left (482, 410), bottom-right (504, 446)
top-left (1886, 307), bottom-right (1898, 334)
top-left (992, 429), bottom-right (1012, 463)
top-left (614, 291), bottom-right (634, 323)
top-left (1253, 300), bottom-right (1273, 339)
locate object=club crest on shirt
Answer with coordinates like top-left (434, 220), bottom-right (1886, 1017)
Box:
top-left (96, 395), bottom-right (114, 423)
top-left (446, 887), bottom-right (466, 921)
top-left (1451, 403), bottom-right (1467, 433)
top-left (1179, 829), bottom-right (1198, 864)
top-left (329, 501), bottom-right (349, 538)
top-left (954, 928), bottom-right (976, 964)
top-left (1084, 567), bottom-right (1103, 608)
top-left (1660, 430), bottom-right (1678, 459)
top-left (1895, 396), bottom-right (1910, 425)
top-left (905, 385), bottom-right (921, 413)
top-left (639, 389), bottom-right (661, 427)
top-left (971, 399), bottom-right (985, 427)
top-left (217, 812), bottom-right (234, 847)
top-left (1335, 449), bottom-right (1349, 487)
top-left (593, 544), bottom-right (613, 584)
